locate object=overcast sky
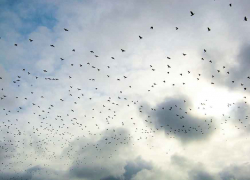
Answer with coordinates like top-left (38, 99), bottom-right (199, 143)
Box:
top-left (0, 0), bottom-right (250, 180)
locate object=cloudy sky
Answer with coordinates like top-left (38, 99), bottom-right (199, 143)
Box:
top-left (0, 0), bottom-right (250, 179)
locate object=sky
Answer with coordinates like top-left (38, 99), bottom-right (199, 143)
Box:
top-left (0, 0), bottom-right (250, 179)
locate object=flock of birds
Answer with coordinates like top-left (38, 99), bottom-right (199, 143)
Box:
top-left (0, 3), bottom-right (250, 180)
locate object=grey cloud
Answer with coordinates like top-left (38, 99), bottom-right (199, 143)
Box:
top-left (171, 155), bottom-right (250, 180)
top-left (231, 44), bottom-right (250, 80)
top-left (123, 157), bottom-right (152, 180)
top-left (171, 154), bottom-right (217, 180)
top-left (67, 128), bottom-right (152, 180)
top-left (101, 177), bottom-right (121, 180)
top-left (188, 168), bottom-right (216, 180)
top-left (143, 96), bottom-right (215, 143)
top-left (228, 102), bottom-right (250, 132)
top-left (101, 157), bottom-right (152, 180)
top-left (0, 166), bottom-right (67, 180)
top-left (219, 43), bottom-right (250, 90)
top-left (200, 43), bottom-right (250, 92)
top-left (68, 128), bottom-right (132, 180)
top-left (219, 163), bottom-right (250, 180)
top-left (226, 44), bottom-right (250, 89)
top-left (0, 135), bottom-right (17, 166)
top-left (0, 166), bottom-right (42, 180)
top-left (171, 154), bottom-right (190, 168)
top-left (0, 172), bottom-right (32, 180)
top-left (131, 154), bottom-right (217, 180)
top-left (171, 154), bottom-right (215, 180)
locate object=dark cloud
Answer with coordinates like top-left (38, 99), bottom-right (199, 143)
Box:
top-left (101, 177), bottom-right (121, 180)
top-left (68, 128), bottom-right (132, 180)
top-left (224, 44), bottom-right (250, 90)
top-left (202, 43), bottom-right (250, 91)
top-left (123, 157), bottom-right (152, 180)
top-left (0, 166), bottom-right (67, 180)
top-left (0, 135), bottom-right (17, 166)
top-left (101, 157), bottom-right (152, 180)
top-left (0, 166), bottom-right (43, 180)
top-left (171, 155), bottom-right (216, 180)
top-left (171, 154), bottom-right (190, 168)
top-left (67, 128), bottom-right (152, 180)
top-left (231, 44), bottom-right (250, 80)
top-left (229, 102), bottom-right (250, 132)
top-left (0, 172), bottom-right (32, 180)
top-left (188, 168), bottom-right (215, 180)
top-left (219, 163), bottom-right (250, 180)
top-left (143, 96), bottom-right (215, 143)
